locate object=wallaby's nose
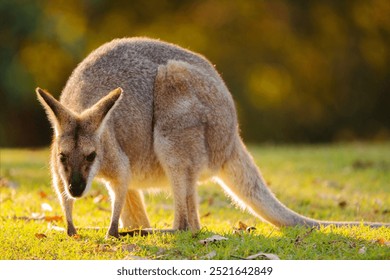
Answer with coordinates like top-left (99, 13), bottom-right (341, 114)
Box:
top-left (69, 172), bottom-right (86, 198)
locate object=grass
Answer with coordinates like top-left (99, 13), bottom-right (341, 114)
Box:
top-left (1, 142), bottom-right (390, 260)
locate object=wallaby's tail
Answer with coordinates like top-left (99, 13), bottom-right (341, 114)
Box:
top-left (217, 138), bottom-right (389, 228)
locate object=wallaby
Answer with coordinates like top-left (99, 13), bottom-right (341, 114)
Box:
top-left (37, 37), bottom-right (390, 238)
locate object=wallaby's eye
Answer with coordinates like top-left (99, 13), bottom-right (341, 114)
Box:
top-left (86, 151), bottom-right (96, 163)
top-left (59, 153), bottom-right (67, 164)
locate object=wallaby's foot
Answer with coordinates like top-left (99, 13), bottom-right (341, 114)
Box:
top-left (106, 227), bottom-right (120, 239)
top-left (67, 225), bottom-right (77, 237)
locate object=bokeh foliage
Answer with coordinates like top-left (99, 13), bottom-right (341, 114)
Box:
top-left (1, 0), bottom-right (390, 146)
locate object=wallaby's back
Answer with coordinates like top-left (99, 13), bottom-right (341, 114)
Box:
top-left (60, 37), bottom-right (237, 173)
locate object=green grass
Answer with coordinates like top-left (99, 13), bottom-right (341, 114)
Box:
top-left (1, 143), bottom-right (390, 260)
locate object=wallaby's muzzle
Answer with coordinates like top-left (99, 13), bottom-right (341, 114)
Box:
top-left (68, 172), bottom-right (86, 198)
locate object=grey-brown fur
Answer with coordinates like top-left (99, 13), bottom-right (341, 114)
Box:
top-left (37, 37), bottom-right (390, 238)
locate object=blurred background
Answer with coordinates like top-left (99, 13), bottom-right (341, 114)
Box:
top-left (1, 0), bottom-right (390, 147)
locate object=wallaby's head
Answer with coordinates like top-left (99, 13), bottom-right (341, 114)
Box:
top-left (36, 87), bottom-right (123, 198)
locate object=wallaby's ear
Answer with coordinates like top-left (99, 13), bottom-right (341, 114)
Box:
top-left (82, 87), bottom-right (123, 134)
top-left (36, 87), bottom-right (74, 135)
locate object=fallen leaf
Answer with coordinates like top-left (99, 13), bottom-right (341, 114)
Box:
top-left (376, 238), bottom-right (386, 245)
top-left (338, 200), bottom-right (347, 208)
top-left (121, 244), bottom-right (138, 252)
top-left (373, 238), bottom-right (390, 246)
top-left (38, 191), bottom-right (48, 199)
top-left (41, 203), bottom-right (53, 212)
top-left (238, 221), bottom-right (248, 230)
top-left (35, 233), bottom-right (47, 239)
top-left (235, 221), bottom-right (256, 233)
top-left (201, 212), bottom-right (211, 218)
top-left (95, 244), bottom-right (117, 253)
top-left (358, 246), bottom-right (366, 254)
top-left (44, 215), bottom-right (63, 222)
top-left (72, 234), bottom-right (81, 240)
top-left (352, 160), bottom-right (374, 170)
top-left (199, 234), bottom-right (228, 245)
top-left (202, 250), bottom-right (217, 259)
top-left (246, 252), bottom-right (280, 260)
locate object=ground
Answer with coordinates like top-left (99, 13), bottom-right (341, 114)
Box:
top-left (1, 142), bottom-right (390, 259)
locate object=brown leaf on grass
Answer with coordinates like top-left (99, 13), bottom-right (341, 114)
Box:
top-left (238, 221), bottom-right (248, 230)
top-left (201, 212), bottom-right (211, 218)
top-left (234, 221), bottom-right (257, 234)
top-left (95, 244), bottom-right (117, 253)
top-left (338, 200), bottom-right (347, 208)
top-left (352, 160), bottom-right (374, 170)
top-left (245, 252), bottom-right (280, 260)
top-left (35, 233), bottom-right (47, 239)
top-left (38, 191), bottom-right (48, 199)
top-left (44, 215), bottom-right (63, 222)
top-left (72, 234), bottom-right (81, 240)
top-left (199, 235), bottom-right (228, 245)
top-left (121, 244), bottom-right (138, 252)
top-left (373, 238), bottom-right (390, 246)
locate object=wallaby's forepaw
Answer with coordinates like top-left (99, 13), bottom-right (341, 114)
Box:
top-left (106, 228), bottom-right (120, 239)
top-left (67, 225), bottom-right (77, 237)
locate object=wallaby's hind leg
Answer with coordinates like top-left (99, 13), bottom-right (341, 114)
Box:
top-left (120, 189), bottom-right (151, 229)
top-left (153, 60), bottom-right (214, 231)
top-left (154, 127), bottom-right (204, 231)
top-left (170, 168), bottom-right (200, 230)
